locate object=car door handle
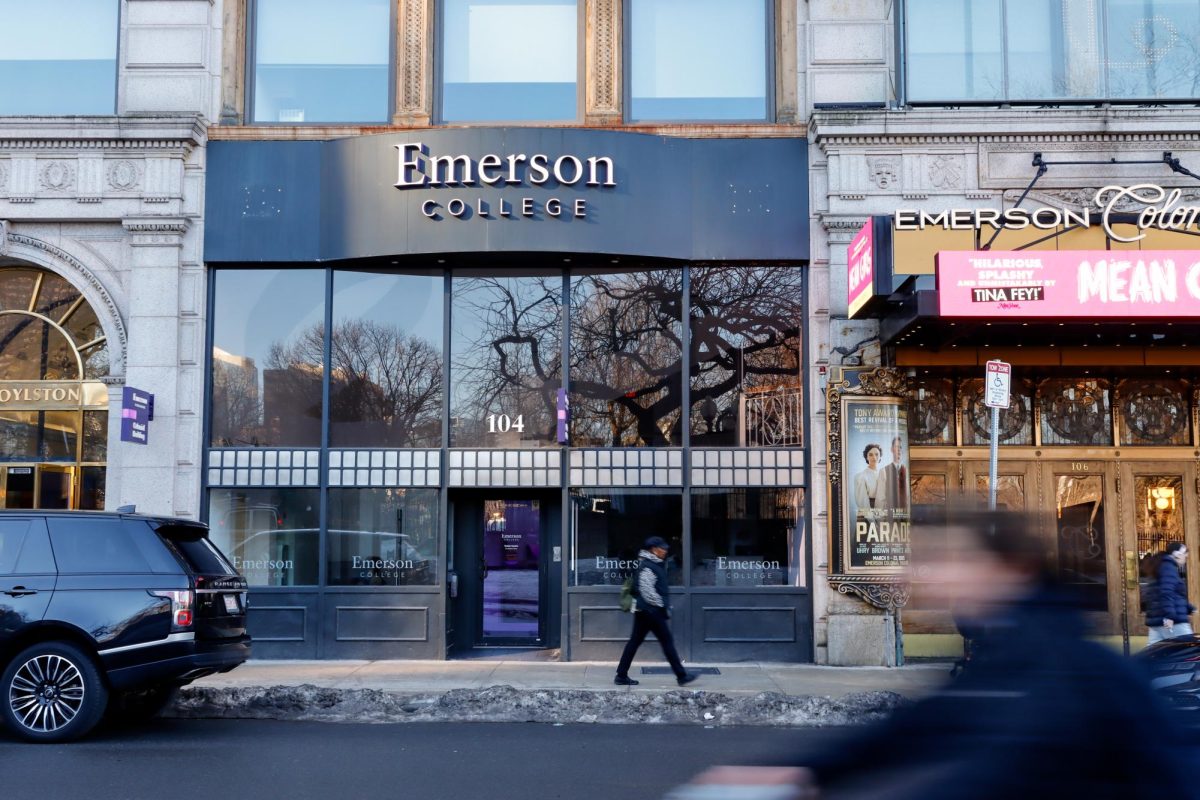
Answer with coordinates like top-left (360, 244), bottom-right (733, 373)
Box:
top-left (2, 586), bottom-right (37, 597)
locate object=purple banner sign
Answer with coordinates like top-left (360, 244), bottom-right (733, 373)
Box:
top-left (120, 386), bottom-right (154, 445)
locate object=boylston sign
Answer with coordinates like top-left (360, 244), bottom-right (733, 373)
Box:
top-left (895, 184), bottom-right (1200, 243)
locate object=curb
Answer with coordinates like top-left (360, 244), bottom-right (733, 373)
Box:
top-left (168, 684), bottom-right (907, 727)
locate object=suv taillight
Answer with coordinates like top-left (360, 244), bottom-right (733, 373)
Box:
top-left (151, 590), bottom-right (195, 631)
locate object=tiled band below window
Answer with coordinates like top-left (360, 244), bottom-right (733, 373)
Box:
top-left (569, 449), bottom-right (683, 487)
top-left (447, 449), bottom-right (561, 488)
top-left (329, 449), bottom-right (441, 487)
top-left (207, 449), bottom-right (321, 487)
top-left (690, 449), bottom-right (806, 487)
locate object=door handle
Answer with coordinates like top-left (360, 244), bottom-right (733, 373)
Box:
top-left (3, 586), bottom-right (37, 597)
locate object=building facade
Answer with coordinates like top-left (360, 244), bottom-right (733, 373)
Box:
top-left (807, 0), bottom-right (1200, 663)
top-left (0, 1), bottom-right (221, 519)
top-left (201, 0), bottom-right (813, 660)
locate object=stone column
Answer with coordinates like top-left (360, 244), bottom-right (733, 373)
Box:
top-left (119, 218), bottom-right (190, 516)
top-left (394, 0), bottom-right (435, 126)
top-left (101, 376), bottom-right (125, 511)
top-left (584, 0), bottom-right (621, 125)
top-left (219, 0), bottom-right (248, 124)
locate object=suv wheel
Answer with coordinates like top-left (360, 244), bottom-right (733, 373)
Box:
top-left (1, 642), bottom-right (108, 743)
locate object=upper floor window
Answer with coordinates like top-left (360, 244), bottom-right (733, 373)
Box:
top-left (0, 0), bottom-right (117, 115)
top-left (905, 0), bottom-right (1200, 103)
top-left (627, 0), bottom-right (770, 121)
top-left (440, 0), bottom-right (580, 122)
top-left (252, 0), bottom-right (390, 123)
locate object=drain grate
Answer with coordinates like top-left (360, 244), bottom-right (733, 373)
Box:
top-left (640, 666), bottom-right (721, 676)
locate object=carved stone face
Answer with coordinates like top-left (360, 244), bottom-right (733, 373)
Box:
top-left (869, 158), bottom-right (898, 189)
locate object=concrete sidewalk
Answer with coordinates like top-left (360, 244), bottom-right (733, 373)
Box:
top-left (193, 659), bottom-right (950, 700)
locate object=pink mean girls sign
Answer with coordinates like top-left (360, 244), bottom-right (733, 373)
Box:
top-left (937, 250), bottom-right (1200, 318)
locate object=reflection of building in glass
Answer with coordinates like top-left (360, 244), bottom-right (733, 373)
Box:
top-left (210, 347), bottom-right (261, 446)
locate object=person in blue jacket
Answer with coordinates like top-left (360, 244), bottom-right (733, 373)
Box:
top-left (1146, 542), bottom-right (1194, 646)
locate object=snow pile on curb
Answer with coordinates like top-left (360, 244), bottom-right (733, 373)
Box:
top-left (168, 685), bottom-right (905, 727)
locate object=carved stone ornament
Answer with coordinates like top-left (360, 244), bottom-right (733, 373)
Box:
top-left (928, 155), bottom-right (963, 189)
top-left (39, 161), bottom-right (76, 192)
top-left (831, 576), bottom-right (912, 611)
top-left (106, 160), bottom-right (140, 192)
top-left (0, 220), bottom-right (8, 257)
top-left (867, 156), bottom-right (899, 189)
top-left (0, 161), bottom-right (7, 193)
top-left (858, 367), bottom-right (910, 397)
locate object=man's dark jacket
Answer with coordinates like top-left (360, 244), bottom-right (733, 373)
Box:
top-left (1146, 558), bottom-right (1193, 626)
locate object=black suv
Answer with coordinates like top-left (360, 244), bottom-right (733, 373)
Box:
top-left (0, 511), bottom-right (250, 742)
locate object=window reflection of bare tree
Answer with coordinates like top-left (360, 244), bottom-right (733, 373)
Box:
top-left (265, 321), bottom-right (443, 447)
top-left (690, 266), bottom-right (802, 445)
top-left (452, 276), bottom-right (562, 446)
top-left (210, 349), bottom-right (264, 445)
top-left (570, 271), bottom-right (684, 446)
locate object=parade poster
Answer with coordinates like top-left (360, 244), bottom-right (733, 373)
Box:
top-left (841, 396), bottom-right (911, 570)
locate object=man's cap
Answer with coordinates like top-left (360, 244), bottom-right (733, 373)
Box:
top-left (644, 536), bottom-right (670, 551)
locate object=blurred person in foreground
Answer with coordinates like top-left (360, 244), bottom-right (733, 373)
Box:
top-left (671, 510), bottom-right (1199, 800)
top-left (1145, 542), bottom-right (1195, 646)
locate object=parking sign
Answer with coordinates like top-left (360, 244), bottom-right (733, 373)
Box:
top-left (985, 361), bottom-right (1011, 409)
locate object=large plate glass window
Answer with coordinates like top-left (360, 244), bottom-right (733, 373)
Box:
top-left (569, 489), bottom-right (682, 586)
top-left (689, 266), bottom-right (802, 447)
top-left (330, 270), bottom-right (443, 448)
top-left (327, 488), bottom-right (439, 586)
top-left (569, 269), bottom-right (683, 446)
top-left (441, 0), bottom-right (579, 122)
top-left (905, 0), bottom-right (1200, 102)
top-left (208, 488), bottom-right (320, 586)
top-left (0, 0), bottom-right (118, 115)
top-left (628, 0), bottom-right (770, 121)
top-left (451, 271), bottom-right (562, 447)
top-left (252, 0), bottom-right (390, 123)
top-left (210, 270), bottom-right (326, 447)
top-left (690, 488), bottom-right (805, 587)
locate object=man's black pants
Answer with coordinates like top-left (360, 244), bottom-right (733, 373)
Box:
top-left (616, 607), bottom-right (685, 679)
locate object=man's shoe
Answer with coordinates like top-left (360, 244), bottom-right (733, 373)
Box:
top-left (677, 671), bottom-right (699, 687)
top-left (614, 675), bottom-right (639, 686)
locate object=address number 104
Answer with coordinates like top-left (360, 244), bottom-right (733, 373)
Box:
top-left (487, 414), bottom-right (525, 433)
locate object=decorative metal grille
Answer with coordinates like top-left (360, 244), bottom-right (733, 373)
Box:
top-left (1039, 379), bottom-right (1112, 446)
top-left (907, 378), bottom-right (954, 446)
top-left (741, 387), bottom-right (804, 447)
top-left (961, 378), bottom-right (1034, 446)
top-left (1118, 380), bottom-right (1190, 446)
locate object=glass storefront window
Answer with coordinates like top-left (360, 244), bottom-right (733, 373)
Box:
top-left (1119, 380), bottom-right (1191, 446)
top-left (252, 0), bottom-right (389, 123)
top-left (0, 316), bottom-right (78, 381)
top-left (689, 266), bottom-right (802, 447)
top-left (82, 411), bottom-right (107, 462)
top-left (327, 488), bottom-right (439, 586)
top-left (330, 270), bottom-right (444, 448)
top-left (570, 489), bottom-right (682, 586)
top-left (690, 488), bottom-right (804, 587)
top-left (208, 488), bottom-right (320, 586)
top-left (908, 378), bottom-right (955, 446)
top-left (0, 0), bottom-right (118, 115)
top-left (79, 466), bottom-right (105, 511)
top-left (906, 0), bottom-right (1200, 103)
top-left (0, 412), bottom-right (40, 461)
top-left (441, 0), bottom-right (579, 122)
top-left (451, 272), bottom-right (562, 447)
top-left (210, 270), bottom-right (325, 447)
top-left (628, 0), bottom-right (769, 121)
top-left (961, 378), bottom-right (1033, 447)
top-left (1135, 475), bottom-right (1184, 580)
top-left (569, 269), bottom-right (683, 446)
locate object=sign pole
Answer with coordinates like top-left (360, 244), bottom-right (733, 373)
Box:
top-left (983, 360), bottom-right (1012, 511)
top-left (988, 405), bottom-right (999, 510)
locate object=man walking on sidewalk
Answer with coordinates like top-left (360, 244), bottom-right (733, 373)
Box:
top-left (614, 536), bottom-right (698, 687)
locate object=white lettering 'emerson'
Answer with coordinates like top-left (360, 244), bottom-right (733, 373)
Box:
top-left (395, 143), bottom-right (616, 189)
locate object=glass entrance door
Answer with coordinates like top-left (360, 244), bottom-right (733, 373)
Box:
top-left (38, 465), bottom-right (74, 509)
top-left (1, 467), bottom-right (36, 509)
top-left (480, 498), bottom-right (542, 644)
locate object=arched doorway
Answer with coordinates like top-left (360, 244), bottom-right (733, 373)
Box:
top-left (0, 265), bottom-right (110, 509)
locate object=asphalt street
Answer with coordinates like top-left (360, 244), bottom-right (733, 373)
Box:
top-left (0, 719), bottom-right (842, 800)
